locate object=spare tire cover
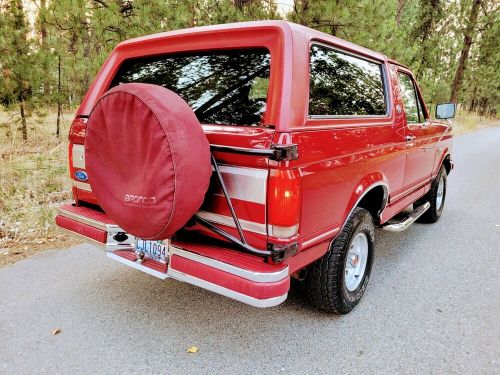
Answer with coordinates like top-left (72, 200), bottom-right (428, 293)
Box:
top-left (85, 83), bottom-right (211, 240)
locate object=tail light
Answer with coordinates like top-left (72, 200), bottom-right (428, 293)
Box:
top-left (68, 116), bottom-right (96, 203)
top-left (69, 117), bottom-right (88, 144)
top-left (268, 169), bottom-right (301, 238)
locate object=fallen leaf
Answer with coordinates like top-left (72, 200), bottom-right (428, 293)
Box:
top-left (52, 328), bottom-right (62, 336)
top-left (186, 346), bottom-right (198, 354)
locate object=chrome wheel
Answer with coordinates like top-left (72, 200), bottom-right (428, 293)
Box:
top-left (436, 174), bottom-right (445, 210)
top-left (344, 232), bottom-right (369, 292)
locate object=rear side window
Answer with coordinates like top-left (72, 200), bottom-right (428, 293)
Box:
top-left (309, 44), bottom-right (386, 116)
top-left (110, 49), bottom-right (271, 126)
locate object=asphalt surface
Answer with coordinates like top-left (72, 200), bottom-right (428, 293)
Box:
top-left (1, 127), bottom-right (499, 375)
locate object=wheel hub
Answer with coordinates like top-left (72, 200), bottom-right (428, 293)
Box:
top-left (436, 174), bottom-right (445, 210)
top-left (344, 233), bottom-right (369, 292)
top-left (350, 254), bottom-right (360, 267)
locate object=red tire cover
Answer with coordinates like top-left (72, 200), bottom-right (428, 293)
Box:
top-left (85, 83), bottom-right (211, 240)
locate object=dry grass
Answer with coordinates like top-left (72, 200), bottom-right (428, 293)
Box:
top-left (0, 107), bottom-right (497, 267)
top-left (452, 110), bottom-right (499, 135)
top-left (0, 108), bottom-right (80, 266)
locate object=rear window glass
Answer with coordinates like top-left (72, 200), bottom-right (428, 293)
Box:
top-left (110, 49), bottom-right (271, 126)
top-left (309, 44), bottom-right (386, 116)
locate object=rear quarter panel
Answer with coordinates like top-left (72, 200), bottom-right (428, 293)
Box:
top-left (279, 31), bottom-right (408, 256)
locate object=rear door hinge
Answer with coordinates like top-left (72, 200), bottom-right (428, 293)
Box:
top-left (271, 144), bottom-right (298, 161)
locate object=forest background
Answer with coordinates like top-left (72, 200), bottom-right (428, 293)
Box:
top-left (0, 0), bottom-right (498, 263)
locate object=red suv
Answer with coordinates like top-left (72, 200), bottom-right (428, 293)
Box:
top-left (56, 21), bottom-right (455, 313)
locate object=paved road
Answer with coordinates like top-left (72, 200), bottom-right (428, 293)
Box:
top-left (1, 127), bottom-right (500, 375)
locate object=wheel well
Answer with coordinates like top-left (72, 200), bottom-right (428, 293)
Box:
top-left (443, 155), bottom-right (452, 175)
top-left (357, 186), bottom-right (387, 223)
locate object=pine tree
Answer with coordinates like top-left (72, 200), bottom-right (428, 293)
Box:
top-left (450, 0), bottom-right (483, 102)
top-left (0, 0), bottom-right (42, 140)
top-left (461, 0), bottom-right (499, 115)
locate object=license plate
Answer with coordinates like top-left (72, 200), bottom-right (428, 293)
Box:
top-left (135, 239), bottom-right (168, 263)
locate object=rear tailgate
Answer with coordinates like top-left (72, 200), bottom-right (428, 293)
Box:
top-left (183, 125), bottom-right (274, 249)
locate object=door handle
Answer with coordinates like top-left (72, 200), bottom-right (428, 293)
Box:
top-left (405, 135), bottom-right (416, 142)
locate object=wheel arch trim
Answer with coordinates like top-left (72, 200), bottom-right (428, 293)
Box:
top-left (344, 178), bottom-right (389, 225)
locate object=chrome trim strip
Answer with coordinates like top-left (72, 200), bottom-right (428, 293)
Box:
top-left (381, 202), bottom-right (430, 232)
top-left (167, 268), bottom-right (288, 308)
top-left (58, 208), bottom-right (107, 231)
top-left (302, 227), bottom-right (340, 248)
top-left (107, 252), bottom-right (168, 280)
top-left (196, 210), bottom-right (267, 235)
top-left (72, 144), bottom-right (86, 169)
top-left (390, 178), bottom-right (429, 203)
top-left (351, 181), bottom-right (389, 223)
top-left (58, 206), bottom-right (122, 232)
top-left (217, 164), bottom-right (268, 178)
top-left (209, 165), bottom-right (268, 205)
top-left (73, 180), bottom-right (92, 191)
top-left (169, 245), bottom-right (289, 283)
top-left (308, 115), bottom-right (391, 120)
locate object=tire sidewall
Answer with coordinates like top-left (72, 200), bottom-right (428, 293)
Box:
top-left (435, 169), bottom-right (447, 217)
top-left (340, 211), bottom-right (375, 308)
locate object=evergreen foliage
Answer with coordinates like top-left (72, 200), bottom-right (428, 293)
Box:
top-left (0, 0), bottom-right (498, 139)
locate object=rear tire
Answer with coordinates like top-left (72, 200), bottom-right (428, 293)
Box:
top-left (417, 166), bottom-right (447, 223)
top-left (305, 208), bottom-right (375, 314)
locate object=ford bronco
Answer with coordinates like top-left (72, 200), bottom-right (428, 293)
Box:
top-left (56, 21), bottom-right (455, 313)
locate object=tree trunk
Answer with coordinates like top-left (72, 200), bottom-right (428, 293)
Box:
top-left (234, 0), bottom-right (253, 9)
top-left (20, 99), bottom-right (27, 141)
top-left (56, 54), bottom-right (61, 137)
top-left (449, 0), bottom-right (482, 103)
top-left (40, 0), bottom-right (50, 96)
top-left (396, 0), bottom-right (405, 26)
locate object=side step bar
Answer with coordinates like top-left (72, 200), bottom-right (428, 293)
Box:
top-left (381, 202), bottom-right (430, 232)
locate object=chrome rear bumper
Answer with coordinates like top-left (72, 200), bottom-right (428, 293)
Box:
top-left (56, 204), bottom-right (290, 308)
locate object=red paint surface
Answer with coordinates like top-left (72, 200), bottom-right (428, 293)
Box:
top-left (62, 21), bottom-right (453, 281)
top-left (170, 255), bottom-right (290, 300)
top-left (55, 215), bottom-right (107, 243)
top-left (172, 237), bottom-right (287, 274)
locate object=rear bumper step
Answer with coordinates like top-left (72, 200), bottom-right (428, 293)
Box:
top-left (56, 204), bottom-right (289, 308)
top-left (381, 202), bottom-right (430, 232)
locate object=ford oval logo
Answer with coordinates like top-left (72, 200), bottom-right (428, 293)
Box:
top-left (75, 170), bottom-right (88, 181)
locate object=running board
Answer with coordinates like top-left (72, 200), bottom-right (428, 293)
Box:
top-left (381, 202), bottom-right (430, 232)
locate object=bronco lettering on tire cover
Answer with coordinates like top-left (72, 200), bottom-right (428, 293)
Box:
top-left (85, 83), bottom-right (211, 240)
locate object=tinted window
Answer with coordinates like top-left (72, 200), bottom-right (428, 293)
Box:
top-left (309, 45), bottom-right (386, 116)
top-left (110, 49), bottom-right (271, 126)
top-left (398, 73), bottom-right (420, 123)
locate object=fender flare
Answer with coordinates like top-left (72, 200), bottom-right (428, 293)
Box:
top-left (433, 148), bottom-right (452, 178)
top-left (342, 173), bottom-right (389, 228)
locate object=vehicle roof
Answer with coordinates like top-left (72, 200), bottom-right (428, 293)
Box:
top-left (118, 20), bottom-right (389, 63)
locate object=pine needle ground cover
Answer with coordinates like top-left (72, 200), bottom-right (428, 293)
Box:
top-left (0, 109), bottom-right (79, 266)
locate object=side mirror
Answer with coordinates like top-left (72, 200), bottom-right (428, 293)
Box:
top-left (435, 103), bottom-right (456, 119)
